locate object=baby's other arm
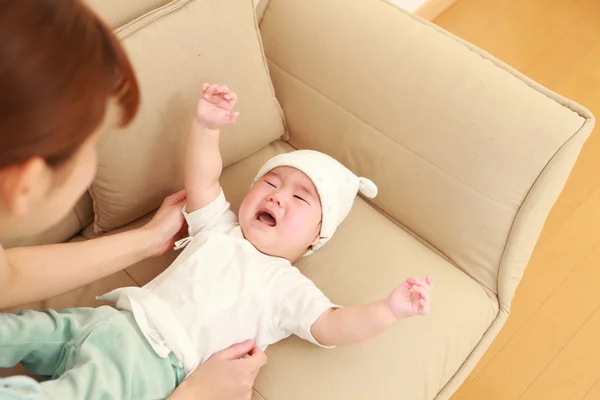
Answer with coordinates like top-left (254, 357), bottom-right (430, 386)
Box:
top-left (310, 277), bottom-right (433, 347)
top-left (185, 83), bottom-right (240, 213)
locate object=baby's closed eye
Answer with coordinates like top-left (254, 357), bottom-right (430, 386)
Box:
top-left (294, 194), bottom-right (309, 204)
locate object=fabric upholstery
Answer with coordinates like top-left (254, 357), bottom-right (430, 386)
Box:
top-left (83, 0), bottom-right (171, 28)
top-left (90, 0), bottom-right (285, 232)
top-left (2, 0), bottom-right (593, 399)
top-left (81, 141), bottom-right (498, 399)
top-left (259, 0), bottom-right (593, 298)
top-left (254, 197), bottom-right (497, 400)
top-left (255, 0), bottom-right (271, 23)
top-left (2, 194), bottom-right (93, 249)
top-left (85, 0), bottom-right (270, 29)
top-left (497, 122), bottom-right (593, 310)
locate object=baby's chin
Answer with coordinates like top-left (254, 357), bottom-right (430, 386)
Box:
top-left (240, 223), bottom-right (276, 253)
top-left (239, 223), bottom-right (300, 262)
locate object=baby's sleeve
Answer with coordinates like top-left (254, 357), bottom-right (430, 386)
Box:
top-left (272, 266), bottom-right (339, 348)
top-left (183, 188), bottom-right (238, 236)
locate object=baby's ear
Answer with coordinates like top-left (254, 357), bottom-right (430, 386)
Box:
top-left (311, 233), bottom-right (320, 246)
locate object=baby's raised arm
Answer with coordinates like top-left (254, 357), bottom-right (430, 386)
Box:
top-left (311, 277), bottom-right (433, 346)
top-left (184, 83), bottom-right (239, 213)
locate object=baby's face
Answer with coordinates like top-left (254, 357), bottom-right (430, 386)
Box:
top-left (239, 166), bottom-right (322, 262)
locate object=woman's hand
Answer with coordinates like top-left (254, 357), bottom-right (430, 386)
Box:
top-left (141, 190), bottom-right (188, 257)
top-left (169, 339), bottom-right (267, 400)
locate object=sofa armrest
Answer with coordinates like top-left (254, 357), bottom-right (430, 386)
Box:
top-left (259, 0), bottom-right (594, 308)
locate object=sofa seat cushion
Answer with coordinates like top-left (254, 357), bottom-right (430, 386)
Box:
top-left (253, 197), bottom-right (498, 400)
top-left (84, 140), bottom-right (498, 398)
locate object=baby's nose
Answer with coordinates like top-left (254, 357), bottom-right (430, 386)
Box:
top-left (268, 194), bottom-right (282, 206)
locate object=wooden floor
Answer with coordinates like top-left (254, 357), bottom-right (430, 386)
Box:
top-left (433, 1), bottom-right (600, 399)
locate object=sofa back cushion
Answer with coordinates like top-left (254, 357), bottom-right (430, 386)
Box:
top-left (259, 0), bottom-right (593, 295)
top-left (90, 0), bottom-right (285, 232)
top-left (83, 0), bottom-right (171, 28)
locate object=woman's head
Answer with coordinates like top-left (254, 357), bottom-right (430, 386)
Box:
top-left (0, 0), bottom-right (139, 240)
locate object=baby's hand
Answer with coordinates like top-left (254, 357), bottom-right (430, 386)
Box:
top-left (386, 276), bottom-right (433, 320)
top-left (196, 83), bottom-right (240, 130)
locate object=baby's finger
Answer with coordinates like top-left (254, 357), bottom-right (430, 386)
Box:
top-left (220, 85), bottom-right (230, 94)
top-left (225, 91), bottom-right (238, 104)
top-left (202, 83), bottom-right (210, 92)
top-left (412, 285), bottom-right (430, 302)
top-left (228, 111), bottom-right (240, 124)
top-left (426, 276), bottom-right (434, 290)
top-left (405, 277), bottom-right (418, 286)
top-left (419, 299), bottom-right (430, 315)
top-left (205, 85), bottom-right (217, 99)
top-left (414, 279), bottom-right (431, 292)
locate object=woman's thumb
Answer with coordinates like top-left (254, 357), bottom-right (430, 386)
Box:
top-left (164, 189), bottom-right (187, 206)
top-left (216, 339), bottom-right (255, 360)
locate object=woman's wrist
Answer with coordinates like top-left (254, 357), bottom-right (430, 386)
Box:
top-left (167, 380), bottom-right (195, 400)
top-left (134, 226), bottom-right (165, 258)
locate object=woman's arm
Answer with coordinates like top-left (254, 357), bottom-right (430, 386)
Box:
top-left (0, 190), bottom-right (187, 309)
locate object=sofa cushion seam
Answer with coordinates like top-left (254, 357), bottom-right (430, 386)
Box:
top-left (252, 387), bottom-right (267, 400)
top-left (114, 0), bottom-right (192, 39)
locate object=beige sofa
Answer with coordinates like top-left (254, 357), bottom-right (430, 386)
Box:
top-left (1, 0), bottom-right (594, 399)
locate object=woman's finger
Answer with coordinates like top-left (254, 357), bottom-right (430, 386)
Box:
top-left (164, 189), bottom-right (187, 205)
top-left (243, 345), bottom-right (268, 373)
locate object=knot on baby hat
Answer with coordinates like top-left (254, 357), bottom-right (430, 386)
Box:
top-left (252, 150), bottom-right (378, 255)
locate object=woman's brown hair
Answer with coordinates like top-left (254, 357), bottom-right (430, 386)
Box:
top-left (0, 0), bottom-right (140, 169)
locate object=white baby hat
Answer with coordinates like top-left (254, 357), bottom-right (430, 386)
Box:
top-left (252, 150), bottom-right (378, 255)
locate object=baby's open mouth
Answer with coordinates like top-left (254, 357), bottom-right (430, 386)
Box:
top-left (256, 210), bottom-right (276, 227)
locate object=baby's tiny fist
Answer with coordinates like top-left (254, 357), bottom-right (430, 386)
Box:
top-left (386, 276), bottom-right (433, 320)
top-left (196, 83), bottom-right (239, 130)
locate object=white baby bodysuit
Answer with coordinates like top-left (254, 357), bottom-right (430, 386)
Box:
top-left (99, 189), bottom-right (336, 375)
